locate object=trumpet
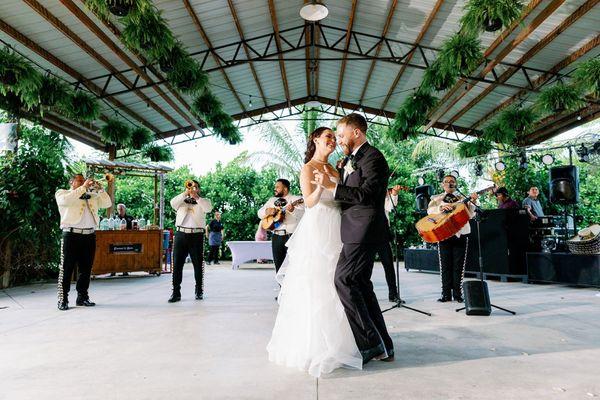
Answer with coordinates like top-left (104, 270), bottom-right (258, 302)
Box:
top-left (184, 179), bottom-right (198, 204)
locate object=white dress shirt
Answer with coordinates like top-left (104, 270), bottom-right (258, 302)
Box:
top-left (258, 195), bottom-right (304, 234)
top-left (384, 193), bottom-right (398, 224)
top-left (55, 185), bottom-right (112, 229)
top-left (170, 192), bottom-right (213, 228)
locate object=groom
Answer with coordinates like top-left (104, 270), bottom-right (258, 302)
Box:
top-left (314, 113), bottom-right (394, 365)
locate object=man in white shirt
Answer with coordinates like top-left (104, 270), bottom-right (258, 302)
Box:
top-left (257, 179), bottom-right (304, 276)
top-left (169, 179), bottom-right (212, 302)
top-left (55, 174), bottom-right (112, 310)
top-left (427, 175), bottom-right (478, 303)
top-left (378, 186), bottom-right (402, 303)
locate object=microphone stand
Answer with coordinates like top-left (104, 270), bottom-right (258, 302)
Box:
top-left (452, 186), bottom-right (515, 315)
top-left (382, 190), bottom-right (431, 316)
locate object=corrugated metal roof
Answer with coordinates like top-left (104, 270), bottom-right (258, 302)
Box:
top-left (0, 0), bottom-right (598, 150)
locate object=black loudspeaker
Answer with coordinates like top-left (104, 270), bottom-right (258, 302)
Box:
top-left (549, 165), bottom-right (579, 205)
top-left (415, 184), bottom-right (434, 197)
top-left (415, 185), bottom-right (434, 212)
top-left (463, 280), bottom-right (491, 316)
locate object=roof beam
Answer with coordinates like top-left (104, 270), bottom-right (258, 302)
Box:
top-left (183, 0), bottom-right (247, 116)
top-left (380, 0), bottom-right (445, 110)
top-left (0, 18), bottom-right (160, 134)
top-left (424, 0), bottom-right (554, 131)
top-left (443, 0), bottom-right (599, 128)
top-left (304, 20), bottom-right (311, 97)
top-left (267, 0), bottom-right (291, 108)
top-left (226, 0), bottom-right (268, 107)
top-left (358, 0), bottom-right (397, 105)
top-left (470, 33), bottom-right (600, 130)
top-left (522, 103), bottom-right (600, 145)
top-left (22, 0), bottom-right (182, 131)
top-left (59, 0), bottom-right (200, 131)
top-left (334, 0), bottom-right (358, 111)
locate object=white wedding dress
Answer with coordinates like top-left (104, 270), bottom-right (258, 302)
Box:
top-left (266, 185), bottom-right (363, 377)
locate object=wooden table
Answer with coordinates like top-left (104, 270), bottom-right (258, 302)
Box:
top-left (226, 241), bottom-right (273, 270)
top-left (92, 230), bottom-right (163, 275)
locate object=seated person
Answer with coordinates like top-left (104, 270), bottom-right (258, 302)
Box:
top-left (495, 187), bottom-right (520, 209)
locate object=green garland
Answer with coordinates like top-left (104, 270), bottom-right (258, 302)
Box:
top-left (461, 0), bottom-right (524, 35)
top-left (99, 118), bottom-right (132, 147)
top-left (535, 83), bottom-right (584, 115)
top-left (83, 0), bottom-right (241, 144)
top-left (143, 143), bottom-right (174, 162)
top-left (573, 58), bottom-right (600, 98)
top-left (129, 126), bottom-right (154, 150)
top-left (457, 138), bottom-right (493, 158)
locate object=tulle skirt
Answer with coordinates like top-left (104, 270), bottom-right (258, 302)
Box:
top-left (266, 203), bottom-right (363, 377)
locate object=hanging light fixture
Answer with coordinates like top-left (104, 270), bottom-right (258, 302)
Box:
top-left (495, 161), bottom-right (506, 171)
top-left (576, 144), bottom-right (589, 162)
top-left (300, 1), bottom-right (329, 21)
top-left (474, 162), bottom-right (484, 177)
top-left (542, 154), bottom-right (555, 165)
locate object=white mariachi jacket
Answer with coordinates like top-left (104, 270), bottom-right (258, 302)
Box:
top-left (427, 192), bottom-right (476, 238)
top-left (55, 186), bottom-right (112, 229)
top-left (170, 192), bottom-right (213, 228)
top-left (257, 195), bottom-right (304, 234)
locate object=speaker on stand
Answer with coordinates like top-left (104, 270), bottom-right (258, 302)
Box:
top-left (549, 165), bottom-right (579, 250)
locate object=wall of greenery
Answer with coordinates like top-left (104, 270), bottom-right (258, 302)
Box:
top-left (0, 123), bottom-right (71, 286)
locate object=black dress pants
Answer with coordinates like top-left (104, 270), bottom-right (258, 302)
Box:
top-left (335, 243), bottom-right (393, 353)
top-left (272, 233), bottom-right (291, 273)
top-left (377, 241), bottom-right (398, 297)
top-left (207, 245), bottom-right (220, 263)
top-left (58, 232), bottom-right (96, 301)
top-left (172, 231), bottom-right (204, 293)
top-left (437, 234), bottom-right (470, 299)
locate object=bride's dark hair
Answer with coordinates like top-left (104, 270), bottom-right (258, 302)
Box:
top-left (304, 127), bottom-right (331, 164)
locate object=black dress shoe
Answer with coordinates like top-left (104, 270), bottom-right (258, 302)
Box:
top-left (454, 297), bottom-right (464, 303)
top-left (361, 344), bottom-right (386, 366)
top-left (58, 300), bottom-right (69, 311)
top-left (195, 292), bottom-right (203, 300)
top-left (214, 261), bottom-right (220, 265)
top-left (168, 292), bottom-right (181, 303)
top-left (389, 295), bottom-right (405, 304)
top-left (76, 298), bottom-right (96, 307)
top-left (437, 297), bottom-right (451, 303)
top-left (379, 348), bottom-right (395, 362)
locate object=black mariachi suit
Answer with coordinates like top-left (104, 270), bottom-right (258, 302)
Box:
top-left (334, 143), bottom-right (394, 355)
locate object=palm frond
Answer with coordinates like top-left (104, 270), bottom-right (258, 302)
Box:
top-left (411, 137), bottom-right (458, 161)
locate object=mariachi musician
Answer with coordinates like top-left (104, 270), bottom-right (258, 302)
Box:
top-left (426, 175), bottom-right (478, 303)
top-left (258, 179), bottom-right (304, 276)
top-left (55, 173), bottom-right (112, 310)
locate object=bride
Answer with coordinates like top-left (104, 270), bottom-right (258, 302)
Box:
top-left (266, 127), bottom-right (362, 377)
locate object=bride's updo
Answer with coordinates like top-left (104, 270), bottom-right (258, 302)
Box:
top-left (304, 127), bottom-right (331, 164)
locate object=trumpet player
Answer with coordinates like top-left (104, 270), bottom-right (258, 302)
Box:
top-left (55, 173), bottom-right (111, 310)
top-left (169, 179), bottom-right (212, 303)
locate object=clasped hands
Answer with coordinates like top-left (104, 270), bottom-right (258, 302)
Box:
top-left (312, 169), bottom-right (336, 191)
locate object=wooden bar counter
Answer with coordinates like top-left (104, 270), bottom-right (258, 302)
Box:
top-left (92, 230), bottom-right (163, 275)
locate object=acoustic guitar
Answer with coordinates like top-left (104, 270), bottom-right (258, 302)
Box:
top-left (261, 198), bottom-right (305, 231)
top-left (416, 186), bottom-right (495, 243)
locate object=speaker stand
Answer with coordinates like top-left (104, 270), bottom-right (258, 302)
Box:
top-left (453, 189), bottom-right (516, 316)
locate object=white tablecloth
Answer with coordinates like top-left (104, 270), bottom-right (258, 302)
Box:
top-left (226, 241), bottom-right (273, 270)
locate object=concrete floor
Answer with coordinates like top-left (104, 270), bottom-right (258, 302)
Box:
top-left (1, 262), bottom-right (599, 400)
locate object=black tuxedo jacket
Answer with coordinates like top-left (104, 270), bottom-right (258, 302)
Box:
top-left (335, 142), bottom-right (390, 244)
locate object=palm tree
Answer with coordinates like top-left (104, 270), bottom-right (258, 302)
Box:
top-left (239, 109), bottom-right (335, 179)
top-left (411, 136), bottom-right (459, 164)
